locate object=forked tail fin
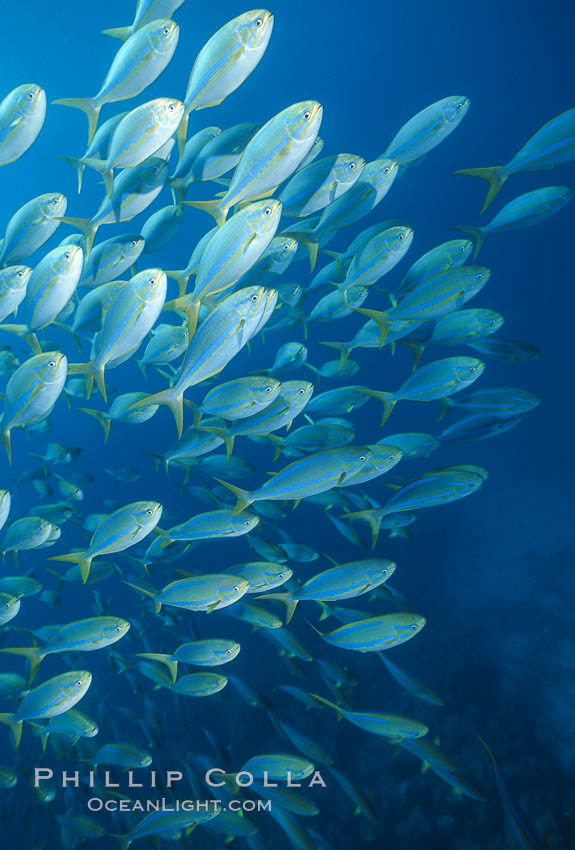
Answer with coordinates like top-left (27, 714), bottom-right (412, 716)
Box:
top-left (255, 593), bottom-right (298, 625)
top-left (0, 646), bottom-right (45, 685)
top-left (52, 97), bottom-right (101, 145)
top-left (358, 389), bottom-right (396, 425)
top-left (67, 361), bottom-right (107, 402)
top-left (212, 478), bottom-right (253, 513)
top-left (59, 155), bottom-right (87, 193)
top-left (127, 388), bottom-right (185, 438)
top-left (57, 216), bottom-right (99, 254)
top-left (184, 199), bottom-right (227, 228)
top-left (80, 408), bottom-right (111, 442)
top-left (136, 653), bottom-right (178, 683)
top-left (47, 551), bottom-right (92, 584)
top-left (0, 713), bottom-right (24, 748)
top-left (342, 509), bottom-right (384, 549)
top-left (454, 165), bottom-right (506, 213)
top-left (352, 307), bottom-right (390, 346)
top-left (320, 340), bottom-right (351, 366)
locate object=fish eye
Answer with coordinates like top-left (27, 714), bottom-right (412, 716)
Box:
top-left (149, 278), bottom-right (156, 285)
top-left (146, 509), bottom-right (154, 515)
top-left (297, 387), bottom-right (305, 395)
top-left (256, 17), bottom-right (263, 26)
top-left (17, 271), bottom-right (24, 278)
top-left (74, 678), bottom-right (83, 686)
top-left (250, 294), bottom-right (260, 302)
top-left (457, 102), bottom-right (464, 110)
top-left (409, 623), bottom-right (419, 630)
top-left (264, 206), bottom-right (273, 216)
top-left (115, 625), bottom-right (123, 631)
top-left (359, 455), bottom-right (367, 461)
top-left (349, 162), bottom-right (357, 170)
top-left (131, 240), bottom-right (138, 247)
top-left (264, 385), bottom-right (274, 393)
top-left (233, 585), bottom-right (242, 592)
top-left (384, 166), bottom-right (390, 174)
top-left (65, 252), bottom-right (71, 259)
top-left (28, 91), bottom-right (34, 100)
top-left (48, 360), bottom-right (56, 367)
top-left (303, 111), bottom-right (311, 120)
top-left (476, 273), bottom-right (483, 280)
top-left (51, 197), bottom-right (59, 205)
top-left (163, 26), bottom-right (170, 34)
top-left (225, 648), bottom-right (233, 655)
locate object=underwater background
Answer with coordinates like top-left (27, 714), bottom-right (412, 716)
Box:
top-left (0, 0), bottom-right (574, 848)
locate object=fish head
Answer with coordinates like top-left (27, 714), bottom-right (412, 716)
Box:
top-left (132, 268), bottom-right (167, 304)
top-left (245, 199), bottom-right (283, 238)
top-left (236, 9), bottom-right (274, 50)
top-left (46, 524), bottom-right (61, 542)
top-left (140, 157), bottom-right (169, 188)
top-left (222, 641), bottom-right (242, 661)
top-left (453, 356), bottom-right (485, 385)
top-left (462, 265), bottom-right (490, 297)
top-left (220, 576), bottom-right (250, 605)
top-left (450, 238), bottom-right (473, 263)
top-left (251, 376), bottom-right (282, 407)
top-left (13, 84), bottom-right (46, 118)
top-left (133, 501), bottom-right (163, 532)
top-left (1, 265), bottom-right (32, 293)
top-left (476, 309), bottom-right (504, 336)
top-left (285, 101), bottom-right (323, 143)
top-left (304, 135), bottom-right (325, 164)
top-left (67, 484), bottom-right (84, 502)
top-left (268, 237), bottom-right (299, 271)
top-left (370, 560), bottom-right (396, 582)
top-left (37, 193), bottom-right (68, 220)
top-left (50, 243), bottom-right (83, 276)
top-left (441, 96), bottom-right (470, 125)
top-left (104, 617), bottom-right (132, 640)
top-left (232, 513), bottom-right (260, 533)
top-left (147, 18), bottom-right (180, 54)
top-left (347, 286), bottom-right (368, 307)
top-left (85, 720), bottom-right (99, 737)
top-left (388, 225), bottom-right (414, 254)
top-left (366, 443), bottom-right (403, 470)
top-left (31, 351), bottom-right (68, 386)
top-left (152, 98), bottom-right (185, 130)
top-left (365, 158), bottom-right (399, 192)
top-left (398, 613), bottom-right (426, 637)
top-left (0, 594), bottom-right (20, 619)
top-left (119, 235), bottom-right (146, 262)
top-left (332, 153), bottom-right (366, 187)
top-left (57, 671), bottom-right (93, 702)
top-left (276, 280), bottom-right (302, 305)
top-left (547, 185), bottom-right (572, 211)
top-left (284, 379), bottom-right (314, 409)
top-left (344, 446), bottom-right (373, 472)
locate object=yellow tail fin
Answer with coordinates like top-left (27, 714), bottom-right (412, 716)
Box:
top-left (47, 551), bottom-right (92, 584)
top-left (454, 165), bottom-right (506, 213)
top-left (52, 97), bottom-right (101, 145)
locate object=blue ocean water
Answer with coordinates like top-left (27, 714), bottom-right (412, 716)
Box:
top-left (0, 0), bottom-right (573, 848)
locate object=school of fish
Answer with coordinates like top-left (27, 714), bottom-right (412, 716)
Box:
top-left (0, 1), bottom-right (572, 848)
